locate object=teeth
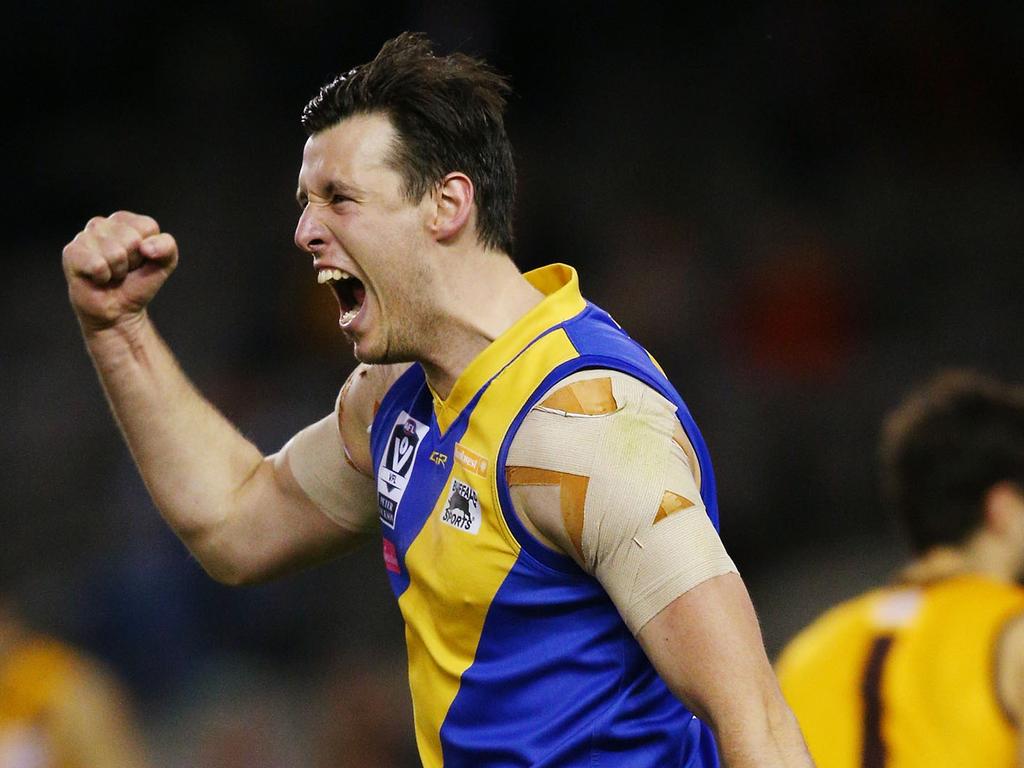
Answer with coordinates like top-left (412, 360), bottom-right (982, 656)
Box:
top-left (317, 268), bottom-right (351, 284)
top-left (340, 307), bottom-right (360, 327)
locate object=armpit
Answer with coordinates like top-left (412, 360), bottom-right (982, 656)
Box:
top-left (506, 369), bottom-right (737, 634)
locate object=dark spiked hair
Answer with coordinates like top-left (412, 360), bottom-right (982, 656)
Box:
top-left (881, 370), bottom-right (1024, 554)
top-left (302, 32), bottom-right (516, 254)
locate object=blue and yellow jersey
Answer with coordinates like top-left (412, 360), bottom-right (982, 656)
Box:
top-left (776, 574), bottom-right (1024, 768)
top-left (370, 264), bottom-right (720, 767)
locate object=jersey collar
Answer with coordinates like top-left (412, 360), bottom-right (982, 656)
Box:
top-left (429, 263), bottom-right (587, 433)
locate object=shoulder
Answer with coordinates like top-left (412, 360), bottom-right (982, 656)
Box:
top-left (2, 634), bottom-right (79, 701)
top-left (2, 634), bottom-right (120, 715)
top-left (506, 368), bottom-right (736, 634)
top-left (508, 368), bottom-right (699, 484)
top-left (339, 362), bottom-right (413, 422)
top-left (337, 363), bottom-right (413, 473)
top-left (505, 368), bottom-right (700, 562)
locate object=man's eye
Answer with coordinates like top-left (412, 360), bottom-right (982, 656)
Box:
top-left (332, 195), bottom-right (351, 205)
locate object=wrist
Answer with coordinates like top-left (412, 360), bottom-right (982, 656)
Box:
top-left (81, 311), bottom-right (154, 365)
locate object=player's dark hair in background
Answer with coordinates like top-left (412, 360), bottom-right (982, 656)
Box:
top-left (881, 370), bottom-right (1024, 554)
top-left (302, 32), bottom-right (516, 254)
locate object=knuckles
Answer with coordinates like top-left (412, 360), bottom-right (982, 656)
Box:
top-left (109, 210), bottom-right (160, 235)
top-left (61, 237), bottom-right (92, 267)
top-left (63, 211), bottom-right (174, 284)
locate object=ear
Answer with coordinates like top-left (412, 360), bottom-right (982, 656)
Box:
top-left (985, 482), bottom-right (1024, 535)
top-left (429, 172), bottom-right (475, 242)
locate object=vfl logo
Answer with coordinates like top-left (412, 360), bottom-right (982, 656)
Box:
top-left (441, 478), bottom-right (481, 535)
top-left (377, 411), bottom-right (430, 529)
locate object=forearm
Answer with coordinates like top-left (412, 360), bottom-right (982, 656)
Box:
top-left (84, 312), bottom-right (263, 558)
top-left (711, 686), bottom-right (814, 768)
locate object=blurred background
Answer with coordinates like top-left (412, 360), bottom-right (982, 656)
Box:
top-left (3, 1), bottom-right (1024, 764)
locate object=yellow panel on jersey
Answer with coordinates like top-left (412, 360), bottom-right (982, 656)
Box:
top-left (396, 268), bottom-right (583, 766)
top-left (776, 575), bottom-right (1024, 768)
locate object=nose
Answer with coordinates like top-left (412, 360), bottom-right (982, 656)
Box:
top-left (294, 205), bottom-right (329, 254)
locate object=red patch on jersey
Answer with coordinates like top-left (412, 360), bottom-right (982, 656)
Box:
top-left (382, 539), bottom-right (400, 574)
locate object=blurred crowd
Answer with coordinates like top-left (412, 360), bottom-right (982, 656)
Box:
top-left (3, 2), bottom-right (1023, 764)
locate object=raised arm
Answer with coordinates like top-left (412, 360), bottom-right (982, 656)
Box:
top-left (507, 370), bottom-right (813, 767)
top-left (62, 211), bottom-right (380, 585)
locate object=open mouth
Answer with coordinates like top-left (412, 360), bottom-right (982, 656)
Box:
top-left (317, 268), bottom-right (366, 326)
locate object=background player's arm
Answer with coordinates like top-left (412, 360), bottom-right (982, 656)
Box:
top-left (62, 212), bottom-right (377, 585)
top-left (994, 612), bottom-right (1024, 765)
top-left (508, 371), bottom-right (813, 767)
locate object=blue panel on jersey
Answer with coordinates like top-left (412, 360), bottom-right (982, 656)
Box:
top-left (370, 366), bottom-right (475, 599)
top-left (439, 552), bottom-right (712, 767)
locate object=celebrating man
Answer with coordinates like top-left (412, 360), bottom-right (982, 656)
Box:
top-left (63, 33), bottom-right (811, 767)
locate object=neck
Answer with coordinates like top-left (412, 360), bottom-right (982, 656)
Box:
top-left (898, 533), bottom-right (1020, 586)
top-left (0, 611), bottom-right (26, 659)
top-left (417, 251), bottom-right (544, 399)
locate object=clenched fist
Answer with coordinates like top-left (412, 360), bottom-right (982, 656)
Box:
top-left (62, 211), bottom-right (178, 332)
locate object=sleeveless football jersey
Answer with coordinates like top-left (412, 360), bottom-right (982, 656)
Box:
top-left (0, 635), bottom-right (79, 768)
top-left (776, 574), bottom-right (1024, 768)
top-left (370, 264), bottom-right (721, 767)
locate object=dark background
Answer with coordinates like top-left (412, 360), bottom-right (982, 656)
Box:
top-left (4, 2), bottom-right (1023, 764)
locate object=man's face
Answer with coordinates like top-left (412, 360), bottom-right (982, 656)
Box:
top-left (294, 112), bottom-right (438, 363)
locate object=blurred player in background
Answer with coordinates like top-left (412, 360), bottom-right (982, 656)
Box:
top-left (776, 370), bottom-right (1024, 767)
top-left (0, 593), bottom-right (150, 767)
top-left (62, 33), bottom-right (811, 766)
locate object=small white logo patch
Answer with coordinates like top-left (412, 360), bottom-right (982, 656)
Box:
top-left (441, 478), bottom-right (481, 534)
top-left (377, 411), bottom-right (430, 529)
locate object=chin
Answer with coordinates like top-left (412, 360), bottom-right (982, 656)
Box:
top-left (351, 336), bottom-right (390, 365)
top-left (352, 346), bottom-right (383, 364)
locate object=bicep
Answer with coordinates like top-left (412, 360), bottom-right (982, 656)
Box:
top-left (638, 574), bottom-right (814, 767)
top-left (241, 438), bottom-right (376, 578)
top-left (198, 416), bottom-right (376, 585)
top-left (637, 572), bottom-right (777, 721)
top-left (206, 364), bottom-right (407, 583)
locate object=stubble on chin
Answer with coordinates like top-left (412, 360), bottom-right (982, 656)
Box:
top-left (350, 330), bottom-right (408, 366)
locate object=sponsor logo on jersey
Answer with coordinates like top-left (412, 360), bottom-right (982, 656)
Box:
top-left (454, 442), bottom-right (488, 476)
top-left (440, 478), bottom-right (482, 534)
top-left (377, 411), bottom-right (430, 529)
